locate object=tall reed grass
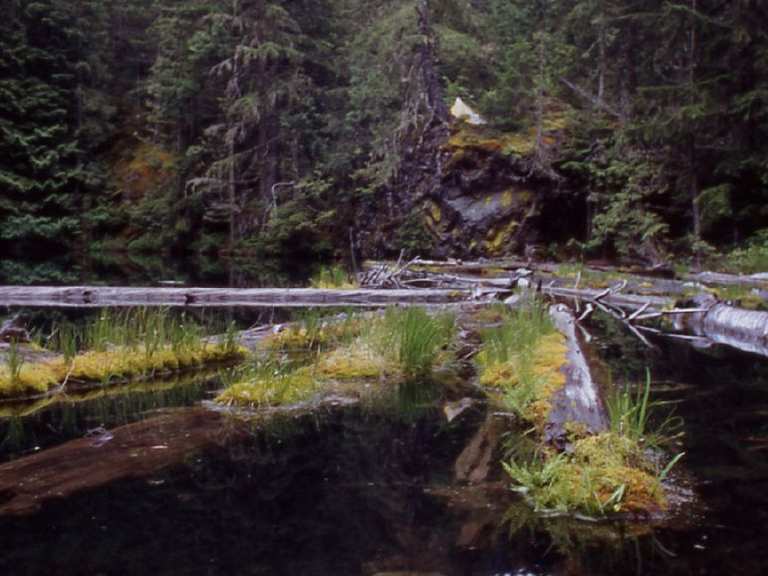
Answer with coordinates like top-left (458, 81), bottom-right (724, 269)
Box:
top-left (605, 369), bottom-right (683, 449)
top-left (377, 307), bottom-right (456, 379)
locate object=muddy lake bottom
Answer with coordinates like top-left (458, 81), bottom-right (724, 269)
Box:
top-left (0, 309), bottom-right (768, 575)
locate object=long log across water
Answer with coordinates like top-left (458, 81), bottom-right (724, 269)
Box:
top-left (0, 286), bottom-right (472, 308)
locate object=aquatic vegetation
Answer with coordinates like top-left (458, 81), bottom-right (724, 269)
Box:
top-left (4, 342), bottom-right (24, 385)
top-left (264, 312), bottom-right (364, 352)
top-left (309, 264), bottom-right (357, 289)
top-left (218, 307), bottom-right (457, 409)
top-left (217, 364), bottom-right (317, 408)
top-left (376, 307), bottom-right (456, 379)
top-left (504, 432), bottom-right (667, 516)
top-left (315, 341), bottom-right (394, 381)
top-left (0, 360), bottom-right (61, 398)
top-left (606, 370), bottom-right (683, 449)
top-left (0, 309), bottom-right (246, 401)
top-left (480, 301), bottom-right (680, 517)
top-left (476, 302), bottom-right (566, 426)
top-left (64, 343), bottom-right (243, 384)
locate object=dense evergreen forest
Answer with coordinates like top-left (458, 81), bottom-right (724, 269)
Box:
top-left (1, 0), bottom-right (767, 271)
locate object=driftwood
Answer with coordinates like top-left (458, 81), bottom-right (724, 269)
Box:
top-left (0, 286), bottom-right (472, 308)
top-left (545, 305), bottom-right (608, 445)
top-left (676, 295), bottom-right (768, 356)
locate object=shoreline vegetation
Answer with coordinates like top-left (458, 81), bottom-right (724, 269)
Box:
top-left (0, 309), bottom-right (245, 402)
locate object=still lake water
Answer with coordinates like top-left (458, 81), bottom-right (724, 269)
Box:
top-left (0, 294), bottom-right (767, 573)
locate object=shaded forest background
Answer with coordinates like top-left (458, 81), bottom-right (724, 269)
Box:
top-left (1, 0), bottom-right (767, 272)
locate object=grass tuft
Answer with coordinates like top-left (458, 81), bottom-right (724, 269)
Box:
top-left (309, 265), bottom-right (357, 289)
top-left (476, 300), bottom-right (566, 426)
top-left (0, 308), bottom-right (245, 400)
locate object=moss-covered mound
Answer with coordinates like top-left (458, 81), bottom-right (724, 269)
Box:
top-left (474, 301), bottom-right (676, 518)
top-left (216, 308), bottom-right (456, 409)
top-left (0, 343), bottom-right (246, 401)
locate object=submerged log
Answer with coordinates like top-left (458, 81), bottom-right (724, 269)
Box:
top-left (545, 305), bottom-right (609, 445)
top-left (0, 408), bottom-right (249, 515)
top-left (0, 286), bottom-right (472, 308)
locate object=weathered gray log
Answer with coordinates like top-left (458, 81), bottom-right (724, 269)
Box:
top-left (545, 285), bottom-right (674, 312)
top-left (545, 304), bottom-right (609, 445)
top-left (684, 271), bottom-right (768, 290)
top-left (680, 294), bottom-right (768, 356)
top-left (0, 286), bottom-right (472, 308)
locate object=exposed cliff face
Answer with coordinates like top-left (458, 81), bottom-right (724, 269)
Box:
top-left (361, 118), bottom-right (583, 259)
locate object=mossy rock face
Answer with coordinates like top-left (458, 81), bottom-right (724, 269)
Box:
top-left (359, 101), bottom-right (576, 259)
top-left (410, 120), bottom-right (572, 258)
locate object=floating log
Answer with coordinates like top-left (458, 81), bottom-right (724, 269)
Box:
top-left (680, 295), bottom-right (768, 357)
top-left (545, 304), bottom-right (609, 445)
top-left (0, 286), bottom-right (472, 308)
top-left (545, 285), bottom-right (674, 312)
top-left (684, 271), bottom-right (768, 290)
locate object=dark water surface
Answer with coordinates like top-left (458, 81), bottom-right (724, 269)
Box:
top-left (0, 309), bottom-right (767, 574)
top-left (0, 252), bottom-right (313, 287)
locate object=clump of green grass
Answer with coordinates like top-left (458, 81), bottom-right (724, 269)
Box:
top-left (504, 433), bottom-right (668, 517)
top-left (1, 308), bottom-right (245, 400)
top-left (478, 301), bottom-right (555, 366)
top-left (476, 300), bottom-right (566, 426)
top-left (309, 264), bottom-right (357, 289)
top-left (218, 307), bottom-right (458, 409)
top-left (503, 370), bottom-right (685, 517)
top-left (217, 358), bottom-right (317, 408)
top-left (5, 342), bottom-right (24, 385)
top-left (377, 307), bottom-right (456, 379)
top-left (606, 370), bottom-right (683, 449)
top-left (481, 303), bottom-right (684, 517)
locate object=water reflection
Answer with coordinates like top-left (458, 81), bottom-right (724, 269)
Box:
top-left (0, 371), bottom-right (225, 462)
top-left (0, 252), bottom-right (312, 288)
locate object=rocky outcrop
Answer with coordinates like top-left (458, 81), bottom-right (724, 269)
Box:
top-left (360, 118), bottom-right (581, 259)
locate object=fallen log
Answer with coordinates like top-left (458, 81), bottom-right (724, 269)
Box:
top-left (545, 304), bottom-right (609, 445)
top-left (0, 408), bottom-right (249, 515)
top-left (679, 295), bottom-right (768, 357)
top-left (0, 286), bottom-right (472, 308)
top-left (684, 271), bottom-right (768, 290)
top-left (545, 285), bottom-right (674, 313)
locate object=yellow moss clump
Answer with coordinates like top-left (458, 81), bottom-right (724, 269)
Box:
top-left (64, 344), bottom-right (243, 383)
top-left (505, 432), bottom-right (667, 516)
top-left (0, 363), bottom-right (62, 398)
top-left (570, 432), bottom-right (666, 512)
top-left (479, 332), bottom-right (567, 427)
top-left (315, 343), bottom-right (396, 381)
top-left (0, 344), bottom-right (244, 401)
top-left (217, 367), bottom-right (317, 408)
